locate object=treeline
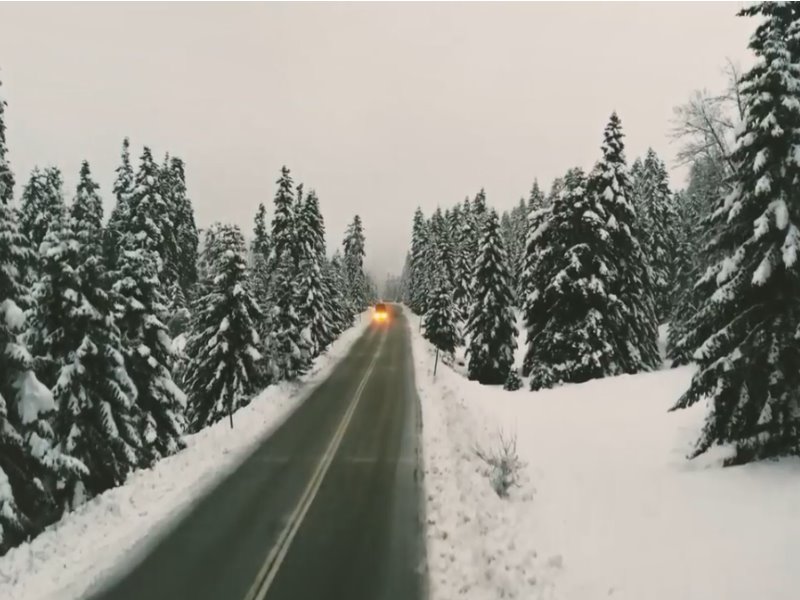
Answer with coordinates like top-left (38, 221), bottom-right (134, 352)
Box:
top-left (0, 79), bottom-right (374, 554)
top-left (402, 3), bottom-right (800, 466)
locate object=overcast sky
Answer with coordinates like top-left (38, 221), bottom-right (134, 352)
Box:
top-left (0, 2), bottom-right (754, 279)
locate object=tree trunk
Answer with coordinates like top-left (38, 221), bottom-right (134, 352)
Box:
top-left (434, 347), bottom-right (439, 377)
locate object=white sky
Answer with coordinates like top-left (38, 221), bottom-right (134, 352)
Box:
top-left (0, 2), bottom-right (754, 279)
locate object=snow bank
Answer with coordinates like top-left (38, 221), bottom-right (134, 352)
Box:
top-left (0, 314), bottom-right (370, 600)
top-left (412, 321), bottom-right (800, 600)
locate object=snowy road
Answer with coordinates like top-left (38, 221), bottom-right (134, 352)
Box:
top-left (89, 305), bottom-right (426, 600)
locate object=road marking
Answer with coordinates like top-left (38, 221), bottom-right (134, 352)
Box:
top-left (243, 329), bottom-right (387, 600)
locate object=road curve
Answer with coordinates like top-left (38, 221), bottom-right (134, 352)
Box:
top-left (89, 304), bottom-right (426, 600)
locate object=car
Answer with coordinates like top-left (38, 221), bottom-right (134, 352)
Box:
top-left (373, 302), bottom-right (388, 322)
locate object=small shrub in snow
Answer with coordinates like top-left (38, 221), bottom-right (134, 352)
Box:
top-left (474, 432), bottom-right (525, 498)
top-left (503, 369), bottom-right (522, 391)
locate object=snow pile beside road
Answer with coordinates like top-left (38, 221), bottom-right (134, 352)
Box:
top-left (0, 315), bottom-right (370, 600)
top-left (412, 325), bottom-right (800, 600)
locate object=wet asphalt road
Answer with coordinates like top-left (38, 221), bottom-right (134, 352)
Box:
top-left (89, 305), bottom-right (426, 600)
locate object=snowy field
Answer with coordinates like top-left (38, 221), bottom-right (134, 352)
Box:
top-left (413, 320), bottom-right (800, 600)
top-left (0, 314), bottom-right (370, 600)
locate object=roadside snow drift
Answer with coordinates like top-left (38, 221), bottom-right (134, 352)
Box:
top-left (0, 315), bottom-right (370, 600)
top-left (412, 322), bottom-right (800, 600)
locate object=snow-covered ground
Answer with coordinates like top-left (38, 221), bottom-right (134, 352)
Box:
top-left (413, 320), bottom-right (800, 600)
top-left (0, 314), bottom-right (370, 600)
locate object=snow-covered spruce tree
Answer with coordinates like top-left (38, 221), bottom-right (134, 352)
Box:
top-left (520, 198), bottom-right (555, 378)
top-left (297, 190), bottom-right (333, 356)
top-left (671, 3), bottom-right (800, 464)
top-left (524, 168), bottom-right (623, 390)
top-left (0, 195), bottom-right (85, 554)
top-left (634, 148), bottom-right (679, 321)
top-left (465, 209), bottom-right (517, 385)
top-left (271, 250), bottom-right (312, 381)
top-left (252, 202), bottom-right (271, 266)
top-left (31, 216), bottom-right (142, 506)
top-left (0, 78), bottom-right (13, 206)
top-left (450, 206), bottom-right (472, 339)
top-left (18, 167), bottom-right (65, 256)
top-left (589, 112), bottom-right (660, 373)
top-left (128, 148), bottom-right (174, 286)
top-left (104, 138), bottom-right (134, 270)
top-left (168, 157), bottom-right (199, 300)
top-left (667, 157), bottom-right (728, 364)
top-left (328, 251), bottom-right (354, 333)
top-left (267, 168), bottom-right (312, 379)
top-left (408, 207), bottom-right (428, 315)
top-left (343, 214), bottom-right (368, 311)
top-left (114, 161), bottom-right (187, 463)
top-left (423, 264), bottom-right (458, 373)
top-left (184, 224), bottom-right (263, 431)
top-left (270, 166), bottom-right (295, 270)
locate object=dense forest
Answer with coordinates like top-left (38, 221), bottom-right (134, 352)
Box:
top-left (402, 3), bottom-right (800, 467)
top-left (0, 82), bottom-right (376, 554)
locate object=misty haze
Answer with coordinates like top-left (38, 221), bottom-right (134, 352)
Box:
top-left (1, 3), bottom-right (799, 600)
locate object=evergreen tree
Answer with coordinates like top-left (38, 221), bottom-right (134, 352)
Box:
top-left (520, 199), bottom-right (554, 377)
top-left (104, 138), bottom-right (135, 270)
top-left (169, 157), bottom-right (199, 298)
top-left (114, 159), bottom-right (187, 462)
top-left (408, 207), bottom-right (428, 314)
top-left (450, 206), bottom-right (472, 339)
top-left (671, 3), bottom-right (800, 464)
top-left (184, 225), bottom-right (263, 431)
top-left (18, 167), bottom-right (65, 254)
top-left (634, 148), bottom-right (679, 321)
top-left (524, 168), bottom-right (622, 390)
top-left (423, 264), bottom-right (458, 358)
top-left (128, 147), bottom-right (173, 280)
top-left (0, 78), bottom-right (13, 206)
top-left (590, 112), bottom-right (660, 373)
top-left (271, 166), bottom-right (295, 269)
top-left (465, 209), bottom-right (517, 385)
top-left (0, 197), bottom-right (84, 554)
top-left (272, 251), bottom-right (312, 380)
top-left (297, 191), bottom-right (333, 355)
top-left (325, 250), bottom-right (355, 336)
top-left (343, 214), bottom-right (368, 311)
top-left (252, 202), bottom-right (270, 265)
top-left (32, 218), bottom-right (142, 506)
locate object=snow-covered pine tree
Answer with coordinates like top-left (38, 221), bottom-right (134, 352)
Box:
top-left (667, 157), bottom-right (728, 364)
top-left (524, 167), bottom-right (622, 390)
top-left (449, 206), bottom-right (471, 340)
top-left (408, 207), bottom-right (428, 315)
top-left (252, 202), bottom-right (271, 266)
top-left (270, 166), bottom-right (295, 270)
top-left (671, 3), bottom-right (800, 464)
top-left (0, 190), bottom-right (84, 554)
top-left (266, 167), bottom-right (312, 380)
top-left (168, 157), bottom-right (199, 300)
top-left (31, 207), bottom-right (142, 506)
top-left (423, 263), bottom-right (458, 372)
top-left (157, 153), bottom-right (181, 290)
top-left (0, 78), bottom-right (13, 206)
top-left (296, 190), bottom-right (333, 355)
top-left (635, 148), bottom-right (679, 321)
top-left (248, 204), bottom-right (277, 383)
top-left (184, 224), bottom-right (263, 431)
top-left (104, 138), bottom-right (135, 271)
top-left (520, 195), bottom-right (554, 378)
top-left (343, 214), bottom-right (368, 312)
top-left (327, 251), bottom-right (354, 334)
top-left (114, 158), bottom-right (187, 462)
top-left (130, 148), bottom-right (175, 283)
top-left (18, 167), bottom-right (65, 256)
top-left (465, 209), bottom-right (517, 385)
top-left (589, 112), bottom-right (660, 374)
